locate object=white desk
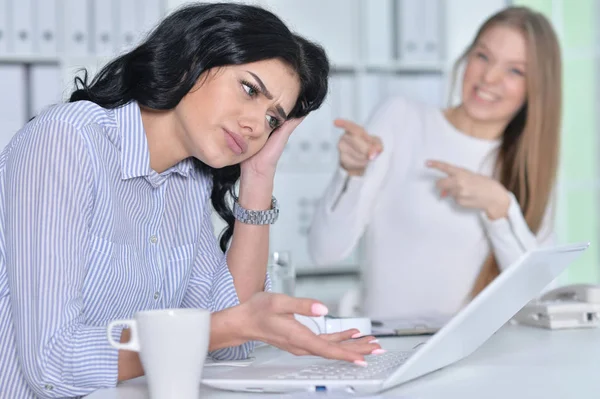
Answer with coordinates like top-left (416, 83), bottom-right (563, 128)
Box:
top-left (88, 324), bottom-right (600, 399)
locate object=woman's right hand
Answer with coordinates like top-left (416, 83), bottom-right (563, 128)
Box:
top-left (335, 119), bottom-right (383, 176)
top-left (230, 292), bottom-right (381, 364)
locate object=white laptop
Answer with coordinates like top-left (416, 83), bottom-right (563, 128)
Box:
top-left (202, 242), bottom-right (589, 395)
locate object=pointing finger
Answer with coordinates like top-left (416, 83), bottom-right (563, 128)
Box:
top-left (334, 118), bottom-right (368, 138)
top-left (369, 137), bottom-right (384, 159)
top-left (426, 160), bottom-right (463, 176)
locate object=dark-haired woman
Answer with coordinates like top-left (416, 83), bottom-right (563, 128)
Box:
top-left (0, 3), bottom-right (380, 398)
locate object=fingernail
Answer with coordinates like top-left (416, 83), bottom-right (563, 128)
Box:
top-left (369, 153), bottom-right (378, 161)
top-left (441, 190), bottom-right (447, 198)
top-left (426, 161), bottom-right (432, 166)
top-left (369, 339), bottom-right (379, 344)
top-left (354, 360), bottom-right (368, 367)
top-left (371, 349), bottom-right (386, 355)
top-left (311, 303), bottom-right (329, 316)
top-left (351, 332), bottom-right (362, 339)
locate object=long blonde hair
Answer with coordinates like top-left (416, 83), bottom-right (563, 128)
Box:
top-left (449, 7), bottom-right (562, 298)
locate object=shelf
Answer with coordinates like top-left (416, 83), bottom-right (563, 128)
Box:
top-left (331, 60), bottom-right (446, 74)
top-left (0, 54), bottom-right (60, 64)
top-left (365, 60), bottom-right (445, 73)
top-left (0, 55), bottom-right (446, 75)
top-left (0, 54), bottom-right (118, 66)
top-left (297, 268), bottom-right (360, 278)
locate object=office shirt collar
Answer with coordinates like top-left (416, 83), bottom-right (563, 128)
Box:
top-left (115, 101), bottom-right (197, 182)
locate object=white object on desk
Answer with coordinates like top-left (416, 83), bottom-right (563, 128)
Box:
top-left (199, 242), bottom-right (588, 395)
top-left (513, 283), bottom-right (600, 330)
top-left (372, 314), bottom-right (451, 336)
top-left (294, 315), bottom-right (372, 336)
top-left (106, 308), bottom-right (211, 399)
top-left (205, 357), bottom-right (255, 367)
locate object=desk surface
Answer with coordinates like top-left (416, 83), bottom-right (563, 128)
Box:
top-left (88, 323), bottom-right (600, 399)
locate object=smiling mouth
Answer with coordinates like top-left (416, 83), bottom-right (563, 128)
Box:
top-left (474, 86), bottom-right (500, 102)
top-left (223, 129), bottom-right (248, 155)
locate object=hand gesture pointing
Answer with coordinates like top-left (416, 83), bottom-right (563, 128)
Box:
top-left (335, 119), bottom-right (383, 176)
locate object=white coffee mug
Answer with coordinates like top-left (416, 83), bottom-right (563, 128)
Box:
top-left (107, 308), bottom-right (211, 399)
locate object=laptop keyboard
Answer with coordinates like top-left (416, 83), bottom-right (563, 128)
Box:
top-left (270, 350), bottom-right (412, 380)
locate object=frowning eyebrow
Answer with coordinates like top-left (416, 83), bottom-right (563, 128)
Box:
top-left (246, 71), bottom-right (289, 120)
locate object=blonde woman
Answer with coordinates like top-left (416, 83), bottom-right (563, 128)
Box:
top-left (308, 7), bottom-right (561, 320)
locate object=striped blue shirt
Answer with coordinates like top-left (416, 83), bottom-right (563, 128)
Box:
top-left (0, 101), bottom-right (255, 398)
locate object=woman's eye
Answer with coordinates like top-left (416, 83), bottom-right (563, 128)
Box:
top-left (266, 115), bottom-right (280, 130)
top-left (476, 52), bottom-right (488, 61)
top-left (242, 82), bottom-right (258, 97)
top-left (509, 68), bottom-right (524, 76)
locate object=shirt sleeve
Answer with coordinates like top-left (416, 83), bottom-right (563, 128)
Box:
top-left (480, 191), bottom-right (556, 271)
top-left (181, 189), bottom-right (269, 360)
top-left (4, 120), bottom-right (122, 398)
top-left (307, 97), bottom-right (409, 266)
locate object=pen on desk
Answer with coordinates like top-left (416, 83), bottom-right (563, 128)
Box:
top-left (372, 333), bottom-right (401, 338)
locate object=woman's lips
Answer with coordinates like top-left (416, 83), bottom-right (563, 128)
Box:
top-left (224, 129), bottom-right (248, 155)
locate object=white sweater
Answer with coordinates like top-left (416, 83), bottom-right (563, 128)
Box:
top-left (308, 97), bottom-right (555, 319)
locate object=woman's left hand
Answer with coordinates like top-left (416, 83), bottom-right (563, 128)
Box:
top-left (241, 117), bottom-right (305, 180)
top-left (426, 160), bottom-right (511, 220)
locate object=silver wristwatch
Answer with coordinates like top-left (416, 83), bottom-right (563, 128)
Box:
top-left (232, 196), bottom-right (279, 225)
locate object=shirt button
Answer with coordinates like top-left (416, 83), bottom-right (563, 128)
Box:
top-left (44, 384), bottom-right (53, 390)
top-left (149, 235), bottom-right (158, 244)
top-left (154, 292), bottom-right (160, 300)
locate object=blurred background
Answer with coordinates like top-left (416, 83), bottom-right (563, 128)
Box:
top-left (0, 0), bottom-right (597, 312)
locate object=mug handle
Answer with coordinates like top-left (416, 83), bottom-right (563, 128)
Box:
top-left (107, 319), bottom-right (140, 352)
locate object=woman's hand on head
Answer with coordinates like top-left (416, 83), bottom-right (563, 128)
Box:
top-left (233, 292), bottom-right (381, 364)
top-left (335, 119), bottom-right (383, 177)
top-left (426, 160), bottom-right (511, 220)
top-left (240, 117), bottom-right (305, 181)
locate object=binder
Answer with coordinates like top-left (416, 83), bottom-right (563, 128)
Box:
top-left (261, 0), bottom-right (359, 67)
top-left (422, 0), bottom-right (442, 62)
top-left (330, 74), bottom-right (356, 122)
top-left (329, 74), bottom-right (356, 149)
top-left (383, 74), bottom-right (444, 107)
top-left (30, 65), bottom-right (63, 118)
top-left (92, 0), bottom-right (116, 56)
top-left (283, 96), bottom-right (334, 172)
top-left (33, 0), bottom-right (58, 55)
top-left (312, 96), bottom-right (335, 168)
top-left (396, 0), bottom-right (424, 63)
top-left (271, 173), bottom-right (359, 272)
top-left (284, 109), bottom-right (317, 171)
top-left (60, 56), bottom-right (112, 97)
top-left (363, 0), bottom-right (394, 66)
top-left (137, 0), bottom-right (164, 42)
top-left (356, 73), bottom-right (387, 123)
top-left (0, 65), bottom-right (27, 151)
top-left (10, 0), bottom-right (34, 54)
top-left (270, 173), bottom-right (328, 271)
top-left (62, 0), bottom-right (91, 55)
top-left (116, 0), bottom-right (138, 52)
top-left (281, 78), bottom-right (354, 172)
top-left (0, 0), bottom-right (9, 54)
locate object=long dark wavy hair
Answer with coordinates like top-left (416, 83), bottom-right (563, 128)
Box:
top-left (69, 2), bottom-right (330, 251)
